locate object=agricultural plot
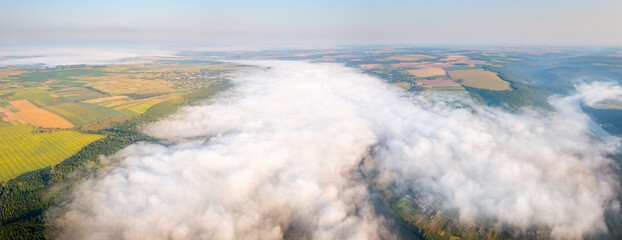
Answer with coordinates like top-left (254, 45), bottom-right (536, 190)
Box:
top-left (447, 69), bottom-right (511, 90)
top-left (8, 68), bottom-right (105, 83)
top-left (111, 95), bottom-right (181, 115)
top-left (0, 124), bottom-right (104, 181)
top-left (86, 73), bottom-right (174, 95)
top-left (45, 102), bottom-right (126, 126)
top-left (4, 87), bottom-right (54, 101)
top-left (406, 68), bottom-right (446, 77)
top-left (392, 82), bottom-right (413, 89)
top-left (358, 64), bottom-right (383, 69)
top-left (9, 100), bottom-right (74, 128)
top-left (53, 87), bottom-right (107, 101)
top-left (28, 96), bottom-right (71, 107)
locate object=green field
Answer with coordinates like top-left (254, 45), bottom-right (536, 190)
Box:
top-left (53, 87), bottom-right (107, 101)
top-left (0, 124), bottom-right (104, 181)
top-left (28, 97), bottom-right (71, 107)
top-left (3, 88), bottom-right (54, 102)
top-left (45, 102), bottom-right (126, 126)
top-left (9, 69), bottom-right (106, 83)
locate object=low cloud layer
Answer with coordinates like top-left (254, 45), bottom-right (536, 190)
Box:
top-left (576, 81), bottom-right (622, 107)
top-left (0, 47), bottom-right (176, 67)
top-left (53, 61), bottom-right (620, 239)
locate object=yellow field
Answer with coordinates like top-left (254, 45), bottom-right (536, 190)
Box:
top-left (406, 68), bottom-right (446, 77)
top-left (392, 82), bottom-right (412, 89)
top-left (111, 95), bottom-right (180, 115)
top-left (0, 124), bottom-right (104, 181)
top-left (447, 69), bottom-right (511, 90)
top-left (83, 95), bottom-right (129, 104)
top-left (359, 64), bottom-right (383, 69)
top-left (9, 100), bottom-right (75, 128)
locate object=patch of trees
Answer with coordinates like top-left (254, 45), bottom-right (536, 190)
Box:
top-left (581, 105), bottom-right (622, 136)
top-left (466, 67), bottom-right (552, 111)
top-left (84, 86), bottom-right (111, 96)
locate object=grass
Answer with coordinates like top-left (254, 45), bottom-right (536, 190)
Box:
top-left (0, 124), bottom-right (104, 181)
top-left (447, 69), bottom-right (511, 90)
top-left (44, 102), bottom-right (126, 126)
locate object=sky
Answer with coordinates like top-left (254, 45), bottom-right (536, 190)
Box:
top-left (1, 0), bottom-right (621, 47)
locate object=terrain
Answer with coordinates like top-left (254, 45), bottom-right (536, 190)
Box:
top-left (1, 46), bottom-right (621, 239)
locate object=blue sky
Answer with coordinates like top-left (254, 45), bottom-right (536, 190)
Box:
top-left (1, 0), bottom-right (621, 46)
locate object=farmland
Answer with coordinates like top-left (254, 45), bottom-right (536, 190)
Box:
top-left (0, 62), bottom-right (239, 182)
top-left (8, 100), bottom-right (74, 128)
top-left (406, 68), bottom-right (447, 77)
top-left (44, 102), bottom-right (126, 125)
top-left (447, 69), bottom-right (511, 90)
top-left (0, 123), bottom-right (103, 181)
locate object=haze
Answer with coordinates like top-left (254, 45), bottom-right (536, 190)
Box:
top-left (2, 0), bottom-right (622, 46)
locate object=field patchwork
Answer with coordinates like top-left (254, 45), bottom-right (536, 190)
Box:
top-left (9, 100), bottom-right (74, 128)
top-left (0, 124), bottom-right (104, 181)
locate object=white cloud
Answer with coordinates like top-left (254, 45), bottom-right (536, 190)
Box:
top-left (0, 47), bottom-right (176, 67)
top-left (52, 61), bottom-right (620, 240)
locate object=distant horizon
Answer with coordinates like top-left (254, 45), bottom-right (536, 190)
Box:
top-left (3, 0), bottom-right (621, 46)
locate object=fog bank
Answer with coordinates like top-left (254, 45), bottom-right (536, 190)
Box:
top-left (53, 61), bottom-right (620, 240)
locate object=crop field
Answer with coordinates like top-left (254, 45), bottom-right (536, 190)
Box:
top-left (112, 96), bottom-right (179, 115)
top-left (8, 68), bottom-right (105, 83)
top-left (0, 62), bottom-right (238, 182)
top-left (0, 68), bottom-right (24, 80)
top-left (9, 100), bottom-right (74, 128)
top-left (44, 102), bottom-right (126, 125)
top-left (406, 68), bottom-right (447, 77)
top-left (53, 87), bottom-right (107, 102)
top-left (83, 95), bottom-right (129, 104)
top-left (28, 96), bottom-right (71, 107)
top-left (88, 74), bottom-right (174, 95)
top-left (392, 82), bottom-right (413, 89)
top-left (0, 124), bottom-right (104, 181)
top-left (447, 69), bottom-right (511, 90)
top-left (3, 88), bottom-right (54, 101)
top-left (358, 64), bottom-right (383, 69)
